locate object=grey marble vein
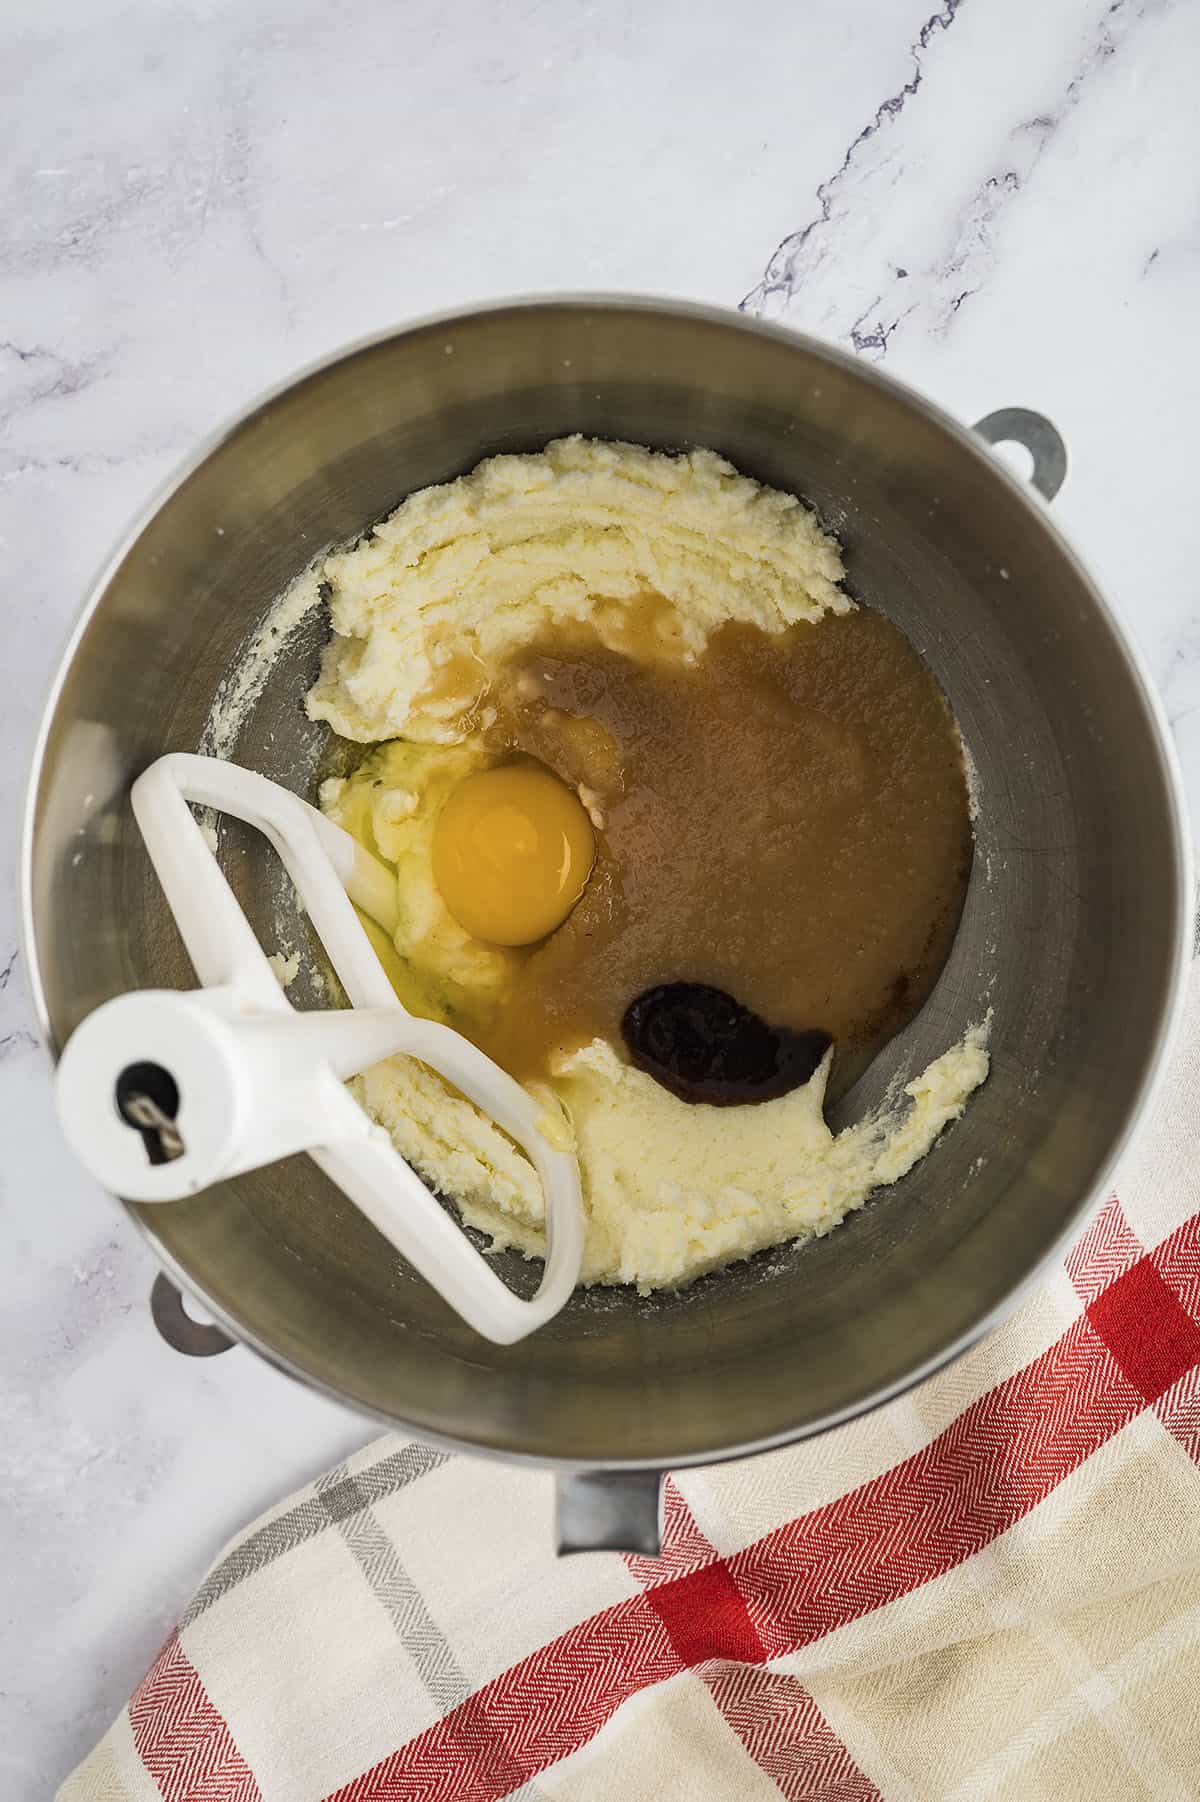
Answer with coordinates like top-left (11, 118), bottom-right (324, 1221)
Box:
top-left (741, 0), bottom-right (966, 320)
top-left (926, 0), bottom-right (1155, 334)
top-left (741, 0), bottom-right (1158, 359)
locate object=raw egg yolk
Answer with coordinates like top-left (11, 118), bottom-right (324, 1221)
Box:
top-left (432, 763), bottom-right (596, 946)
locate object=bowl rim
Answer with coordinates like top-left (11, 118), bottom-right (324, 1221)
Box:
top-left (20, 292), bottom-right (1195, 1470)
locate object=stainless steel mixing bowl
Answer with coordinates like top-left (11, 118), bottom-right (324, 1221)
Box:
top-left (22, 298), bottom-right (1191, 1549)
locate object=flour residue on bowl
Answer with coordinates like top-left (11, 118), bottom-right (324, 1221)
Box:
top-left (200, 565), bottom-right (327, 761)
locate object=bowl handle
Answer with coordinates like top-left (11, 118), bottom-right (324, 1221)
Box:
top-left (555, 1470), bottom-right (663, 1556)
top-left (150, 1273), bottom-right (237, 1357)
top-left (973, 408), bottom-right (1067, 503)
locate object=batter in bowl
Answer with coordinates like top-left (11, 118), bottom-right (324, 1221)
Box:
top-left (304, 436), bottom-right (988, 1292)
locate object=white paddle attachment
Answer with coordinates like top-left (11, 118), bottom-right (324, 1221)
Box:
top-left (54, 754), bottom-right (585, 1344)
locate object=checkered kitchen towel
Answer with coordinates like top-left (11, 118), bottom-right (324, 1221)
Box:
top-left (61, 957), bottom-right (1200, 1802)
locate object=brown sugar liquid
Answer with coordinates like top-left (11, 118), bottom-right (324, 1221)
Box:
top-left (463, 603), bottom-right (972, 1098)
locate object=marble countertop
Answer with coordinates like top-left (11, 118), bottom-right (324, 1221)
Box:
top-left (5, 0), bottom-right (1199, 1791)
